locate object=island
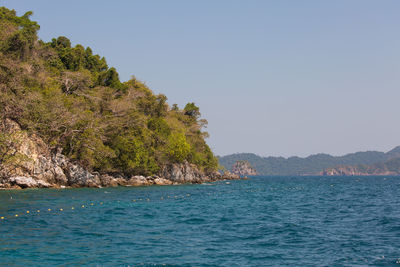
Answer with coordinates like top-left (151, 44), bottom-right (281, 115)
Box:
top-left (231, 160), bottom-right (258, 176)
top-left (0, 7), bottom-right (239, 188)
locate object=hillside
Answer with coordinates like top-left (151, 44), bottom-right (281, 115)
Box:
top-left (322, 157), bottom-right (400, 176)
top-left (0, 7), bottom-right (227, 187)
top-left (219, 147), bottom-right (400, 175)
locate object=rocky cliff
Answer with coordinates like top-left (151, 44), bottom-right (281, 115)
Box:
top-left (232, 160), bottom-right (257, 176)
top-left (0, 119), bottom-right (240, 189)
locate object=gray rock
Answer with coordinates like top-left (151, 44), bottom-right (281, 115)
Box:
top-left (9, 176), bottom-right (50, 188)
top-left (161, 161), bottom-right (206, 183)
top-left (127, 175), bottom-right (151, 186)
top-left (153, 177), bottom-right (173, 185)
top-left (53, 165), bottom-right (68, 184)
top-left (65, 164), bottom-right (101, 187)
top-left (232, 160), bottom-right (258, 176)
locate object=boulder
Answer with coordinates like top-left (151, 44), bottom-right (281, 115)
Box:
top-left (127, 175), bottom-right (151, 186)
top-left (154, 177), bottom-right (173, 185)
top-left (9, 176), bottom-right (50, 188)
top-left (65, 164), bottom-right (101, 187)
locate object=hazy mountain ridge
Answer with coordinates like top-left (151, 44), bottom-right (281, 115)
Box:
top-left (322, 151), bottom-right (400, 176)
top-left (218, 146), bottom-right (400, 175)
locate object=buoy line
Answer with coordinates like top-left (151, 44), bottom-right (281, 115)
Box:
top-left (0, 193), bottom-right (194, 221)
top-left (0, 201), bottom-right (102, 221)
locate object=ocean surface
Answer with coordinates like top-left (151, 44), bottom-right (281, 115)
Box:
top-left (1, 176), bottom-right (400, 266)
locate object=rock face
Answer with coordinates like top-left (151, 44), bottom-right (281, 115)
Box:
top-left (232, 160), bottom-right (257, 176)
top-left (160, 162), bottom-right (240, 183)
top-left (161, 161), bottom-right (208, 184)
top-left (0, 119), bottom-right (242, 189)
top-left (9, 176), bottom-right (51, 188)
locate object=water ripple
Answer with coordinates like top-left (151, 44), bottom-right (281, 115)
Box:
top-left (1, 176), bottom-right (400, 266)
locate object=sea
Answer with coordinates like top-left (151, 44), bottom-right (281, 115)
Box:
top-left (0, 176), bottom-right (399, 266)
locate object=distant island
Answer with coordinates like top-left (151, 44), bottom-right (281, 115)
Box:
top-left (219, 146), bottom-right (400, 176)
top-left (231, 160), bottom-right (258, 176)
top-left (321, 157), bottom-right (400, 176)
top-left (0, 7), bottom-right (239, 188)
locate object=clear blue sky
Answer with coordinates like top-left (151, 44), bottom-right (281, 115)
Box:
top-left (2, 0), bottom-right (400, 157)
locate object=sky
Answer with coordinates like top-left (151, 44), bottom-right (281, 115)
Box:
top-left (2, 0), bottom-right (400, 157)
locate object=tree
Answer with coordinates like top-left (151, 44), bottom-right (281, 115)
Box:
top-left (111, 132), bottom-right (159, 175)
top-left (166, 132), bottom-right (191, 163)
top-left (0, 9), bottom-right (40, 60)
top-left (184, 102), bottom-right (200, 119)
top-left (52, 36), bottom-right (71, 48)
top-left (98, 67), bottom-right (122, 88)
top-left (61, 70), bottom-right (93, 94)
top-left (171, 104), bottom-right (179, 111)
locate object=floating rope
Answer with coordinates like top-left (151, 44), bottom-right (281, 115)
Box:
top-left (0, 193), bottom-right (193, 221)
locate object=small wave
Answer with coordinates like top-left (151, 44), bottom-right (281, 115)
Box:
top-left (181, 217), bottom-right (206, 224)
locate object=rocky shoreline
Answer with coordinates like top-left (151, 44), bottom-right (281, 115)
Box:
top-left (0, 119), bottom-right (241, 189)
top-left (320, 156), bottom-right (400, 176)
top-left (320, 166), bottom-right (399, 176)
top-left (1, 169), bottom-right (241, 189)
top-left (0, 154), bottom-right (241, 189)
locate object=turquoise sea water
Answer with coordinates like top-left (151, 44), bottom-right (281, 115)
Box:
top-left (1, 176), bottom-right (400, 266)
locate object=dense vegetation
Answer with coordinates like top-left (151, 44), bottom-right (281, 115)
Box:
top-left (0, 7), bottom-right (218, 176)
top-left (219, 147), bottom-right (400, 175)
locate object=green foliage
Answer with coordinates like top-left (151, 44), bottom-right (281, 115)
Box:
top-left (98, 67), bottom-right (123, 89)
top-left (49, 36), bottom-right (108, 75)
top-left (166, 132), bottom-right (191, 163)
top-left (52, 36), bottom-right (71, 48)
top-left (147, 117), bottom-right (171, 147)
top-left (0, 6), bottom-right (219, 176)
top-left (112, 132), bottom-right (159, 176)
top-left (0, 8), bottom-right (39, 60)
top-left (184, 102), bottom-right (200, 119)
top-left (70, 127), bottom-right (115, 171)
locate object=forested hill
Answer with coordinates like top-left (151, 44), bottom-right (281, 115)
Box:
top-left (322, 157), bottom-right (400, 176)
top-left (0, 7), bottom-right (218, 177)
top-left (218, 146), bottom-right (400, 175)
